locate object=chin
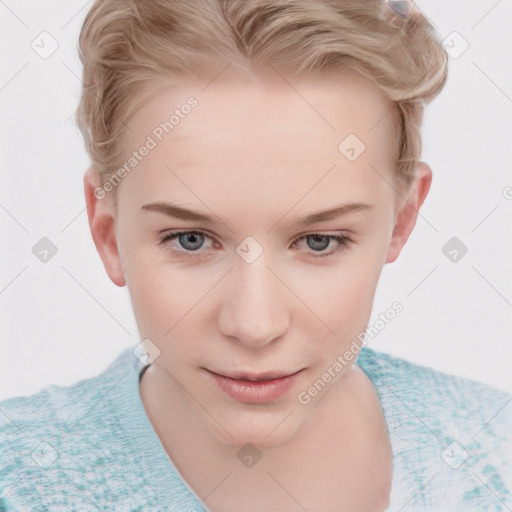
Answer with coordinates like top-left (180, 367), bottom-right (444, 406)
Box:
top-left (206, 405), bottom-right (306, 450)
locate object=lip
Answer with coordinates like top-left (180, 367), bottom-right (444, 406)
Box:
top-left (220, 370), bottom-right (298, 381)
top-left (206, 369), bottom-right (303, 403)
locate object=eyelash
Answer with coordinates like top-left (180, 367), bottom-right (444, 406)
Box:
top-left (157, 230), bottom-right (352, 260)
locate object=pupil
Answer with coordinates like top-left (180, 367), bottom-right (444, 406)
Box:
top-left (308, 235), bottom-right (329, 251)
top-left (181, 233), bottom-right (203, 250)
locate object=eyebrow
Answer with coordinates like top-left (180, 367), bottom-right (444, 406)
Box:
top-left (141, 201), bottom-right (372, 228)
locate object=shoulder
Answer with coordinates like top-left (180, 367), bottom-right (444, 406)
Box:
top-left (0, 348), bottom-right (139, 509)
top-left (356, 346), bottom-right (511, 428)
top-left (0, 348), bottom-right (206, 510)
top-left (356, 346), bottom-right (512, 511)
top-left (0, 347), bottom-right (133, 447)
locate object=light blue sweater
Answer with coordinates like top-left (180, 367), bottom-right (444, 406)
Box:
top-left (1, 345), bottom-right (510, 511)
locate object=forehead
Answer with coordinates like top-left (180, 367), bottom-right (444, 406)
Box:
top-left (120, 69), bottom-right (397, 214)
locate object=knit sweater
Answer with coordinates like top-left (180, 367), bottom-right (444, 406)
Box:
top-left (1, 345), bottom-right (510, 511)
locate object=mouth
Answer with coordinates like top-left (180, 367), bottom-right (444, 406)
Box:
top-left (210, 370), bottom-right (302, 382)
top-left (205, 368), bottom-right (304, 403)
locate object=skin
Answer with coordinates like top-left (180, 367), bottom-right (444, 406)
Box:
top-left (84, 66), bottom-right (431, 510)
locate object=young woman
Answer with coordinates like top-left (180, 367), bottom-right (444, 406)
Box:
top-left (1, 1), bottom-right (510, 510)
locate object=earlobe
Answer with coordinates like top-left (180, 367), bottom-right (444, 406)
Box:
top-left (83, 167), bottom-right (126, 287)
top-left (385, 162), bottom-right (432, 264)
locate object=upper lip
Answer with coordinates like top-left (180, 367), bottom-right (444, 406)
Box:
top-left (208, 369), bottom-right (302, 382)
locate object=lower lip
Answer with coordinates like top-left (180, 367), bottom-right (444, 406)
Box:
top-left (208, 370), bottom-right (301, 403)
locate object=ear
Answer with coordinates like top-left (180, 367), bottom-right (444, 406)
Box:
top-left (385, 161), bottom-right (432, 264)
top-left (83, 167), bottom-right (126, 287)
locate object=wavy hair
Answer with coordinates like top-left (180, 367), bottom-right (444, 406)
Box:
top-left (76, 0), bottom-right (448, 198)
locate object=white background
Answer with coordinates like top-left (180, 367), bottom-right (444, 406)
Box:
top-left (1, 0), bottom-right (511, 400)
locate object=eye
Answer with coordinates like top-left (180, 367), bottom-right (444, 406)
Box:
top-left (158, 231), bottom-right (352, 259)
top-left (290, 233), bottom-right (352, 259)
top-left (158, 231), bottom-right (213, 258)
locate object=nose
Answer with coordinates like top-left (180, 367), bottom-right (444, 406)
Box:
top-left (218, 253), bottom-right (289, 349)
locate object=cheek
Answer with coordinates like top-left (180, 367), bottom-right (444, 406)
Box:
top-left (123, 253), bottom-right (218, 353)
top-left (126, 272), bottom-right (200, 372)
top-left (122, 251), bottom-right (180, 335)
top-left (301, 247), bottom-right (385, 339)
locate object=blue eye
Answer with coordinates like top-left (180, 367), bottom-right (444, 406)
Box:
top-left (159, 231), bottom-right (209, 258)
top-left (293, 233), bottom-right (351, 258)
top-left (158, 231), bottom-right (352, 259)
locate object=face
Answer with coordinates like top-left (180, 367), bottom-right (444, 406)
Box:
top-left (85, 67), bottom-right (431, 449)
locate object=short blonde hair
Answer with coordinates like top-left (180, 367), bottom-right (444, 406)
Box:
top-left (76, 0), bottom-right (448, 201)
